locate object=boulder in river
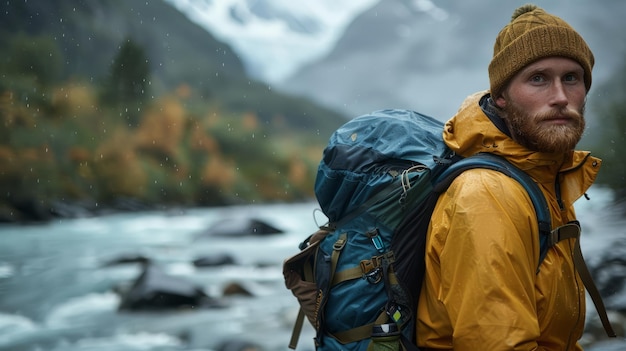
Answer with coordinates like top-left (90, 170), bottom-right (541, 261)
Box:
top-left (193, 253), bottom-right (237, 267)
top-left (102, 253), bottom-right (151, 267)
top-left (222, 282), bottom-right (254, 297)
top-left (118, 263), bottom-right (224, 311)
top-left (195, 217), bottom-right (284, 239)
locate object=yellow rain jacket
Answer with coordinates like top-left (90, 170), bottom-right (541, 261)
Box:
top-left (416, 91), bottom-right (601, 351)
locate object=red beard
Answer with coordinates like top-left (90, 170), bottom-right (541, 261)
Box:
top-left (502, 101), bottom-right (586, 154)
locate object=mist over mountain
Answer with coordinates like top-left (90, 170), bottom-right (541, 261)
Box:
top-left (165, 0), bottom-right (379, 83)
top-left (281, 0), bottom-right (626, 120)
top-left (168, 0), bottom-right (626, 121)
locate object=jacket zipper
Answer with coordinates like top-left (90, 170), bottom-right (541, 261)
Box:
top-left (555, 179), bottom-right (565, 212)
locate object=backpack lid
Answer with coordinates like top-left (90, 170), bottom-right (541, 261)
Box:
top-left (315, 109), bottom-right (449, 221)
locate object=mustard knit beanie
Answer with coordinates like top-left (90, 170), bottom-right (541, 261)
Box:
top-left (488, 4), bottom-right (594, 97)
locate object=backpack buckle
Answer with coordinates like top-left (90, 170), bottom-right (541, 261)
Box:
top-left (549, 222), bottom-right (581, 246)
top-left (333, 236), bottom-right (347, 251)
top-left (361, 257), bottom-right (383, 284)
top-left (364, 267), bottom-right (382, 284)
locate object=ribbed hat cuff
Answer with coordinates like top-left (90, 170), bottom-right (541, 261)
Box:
top-left (488, 25), bottom-right (594, 96)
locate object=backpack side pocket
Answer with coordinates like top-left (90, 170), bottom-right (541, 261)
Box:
top-left (283, 229), bottom-right (329, 328)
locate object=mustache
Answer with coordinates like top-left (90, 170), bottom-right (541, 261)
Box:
top-left (537, 107), bottom-right (583, 122)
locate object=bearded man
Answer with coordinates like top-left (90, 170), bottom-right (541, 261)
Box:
top-left (416, 4), bottom-right (603, 350)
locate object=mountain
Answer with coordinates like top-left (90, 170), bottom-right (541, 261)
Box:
top-left (164, 0), bottom-right (626, 120)
top-left (1, 0), bottom-right (244, 91)
top-left (164, 0), bottom-right (379, 83)
top-left (279, 0), bottom-right (626, 120)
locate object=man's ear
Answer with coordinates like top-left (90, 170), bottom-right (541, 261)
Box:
top-left (494, 95), bottom-right (507, 109)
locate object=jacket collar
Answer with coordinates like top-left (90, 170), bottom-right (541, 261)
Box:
top-left (443, 91), bottom-right (598, 188)
top-left (480, 93), bottom-right (511, 138)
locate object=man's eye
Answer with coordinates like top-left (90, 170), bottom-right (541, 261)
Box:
top-left (564, 73), bottom-right (578, 82)
top-left (530, 75), bottom-right (544, 83)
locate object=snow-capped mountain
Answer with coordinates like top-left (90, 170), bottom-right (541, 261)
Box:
top-left (278, 0), bottom-right (626, 119)
top-left (166, 0), bottom-right (626, 120)
top-left (164, 0), bottom-right (380, 83)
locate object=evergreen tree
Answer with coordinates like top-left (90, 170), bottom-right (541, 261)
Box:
top-left (102, 38), bottom-right (151, 127)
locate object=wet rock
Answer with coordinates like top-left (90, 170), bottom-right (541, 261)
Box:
top-left (118, 263), bottom-right (224, 311)
top-left (193, 253), bottom-right (237, 267)
top-left (195, 217), bottom-right (284, 239)
top-left (222, 282), bottom-right (254, 297)
top-left (103, 254), bottom-right (151, 267)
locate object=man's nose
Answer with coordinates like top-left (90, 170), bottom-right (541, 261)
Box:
top-left (549, 81), bottom-right (569, 108)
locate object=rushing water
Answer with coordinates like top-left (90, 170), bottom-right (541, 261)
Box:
top-left (0, 186), bottom-right (624, 351)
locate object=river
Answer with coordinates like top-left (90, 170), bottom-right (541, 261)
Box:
top-left (0, 186), bottom-right (624, 351)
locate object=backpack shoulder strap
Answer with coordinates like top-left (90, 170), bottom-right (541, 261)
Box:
top-left (433, 152), bottom-right (552, 272)
top-left (551, 222), bottom-right (616, 337)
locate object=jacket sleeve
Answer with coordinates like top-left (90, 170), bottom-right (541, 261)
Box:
top-left (429, 169), bottom-right (543, 350)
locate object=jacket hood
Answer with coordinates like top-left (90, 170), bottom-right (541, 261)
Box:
top-left (443, 91), bottom-right (599, 190)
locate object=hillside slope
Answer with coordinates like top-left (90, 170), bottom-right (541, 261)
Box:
top-left (0, 0), bottom-right (348, 222)
top-left (0, 0), bottom-right (346, 134)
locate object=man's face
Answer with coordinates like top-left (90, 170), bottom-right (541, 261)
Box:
top-left (495, 57), bottom-right (587, 154)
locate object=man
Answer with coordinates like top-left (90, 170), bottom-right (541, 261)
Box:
top-left (416, 4), bottom-right (601, 350)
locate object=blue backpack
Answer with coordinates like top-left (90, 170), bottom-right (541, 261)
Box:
top-left (283, 109), bottom-right (553, 350)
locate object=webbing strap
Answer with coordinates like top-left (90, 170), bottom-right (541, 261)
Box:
top-left (331, 256), bottom-right (402, 287)
top-left (551, 223), bottom-right (616, 337)
top-left (330, 310), bottom-right (389, 344)
top-left (332, 266), bottom-right (362, 286)
top-left (330, 233), bottom-right (347, 291)
top-left (289, 308), bottom-right (306, 349)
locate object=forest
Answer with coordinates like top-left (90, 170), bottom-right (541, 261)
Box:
top-left (0, 1), bottom-right (346, 222)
